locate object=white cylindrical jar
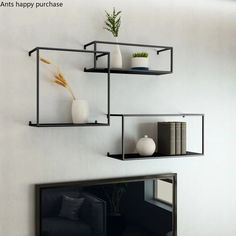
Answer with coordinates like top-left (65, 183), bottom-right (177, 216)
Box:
top-left (136, 135), bottom-right (156, 156)
top-left (71, 99), bottom-right (89, 124)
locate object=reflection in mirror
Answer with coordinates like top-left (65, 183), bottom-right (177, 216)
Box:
top-left (144, 175), bottom-right (177, 236)
top-left (37, 174), bottom-right (177, 236)
top-left (155, 178), bottom-right (173, 205)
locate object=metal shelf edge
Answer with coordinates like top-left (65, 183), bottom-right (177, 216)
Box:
top-left (107, 152), bottom-right (203, 161)
top-left (29, 122), bottom-right (109, 127)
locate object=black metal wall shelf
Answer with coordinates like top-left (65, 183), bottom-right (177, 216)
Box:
top-left (84, 41), bottom-right (173, 76)
top-left (107, 113), bottom-right (204, 161)
top-left (28, 121), bottom-right (109, 127)
top-left (84, 68), bottom-right (170, 76)
top-left (28, 47), bottom-right (110, 127)
top-left (108, 151), bottom-right (201, 161)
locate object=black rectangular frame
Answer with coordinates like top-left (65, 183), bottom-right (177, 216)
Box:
top-left (35, 173), bottom-right (177, 236)
top-left (107, 113), bottom-right (205, 160)
top-left (28, 47), bottom-right (111, 127)
top-left (84, 41), bottom-right (173, 75)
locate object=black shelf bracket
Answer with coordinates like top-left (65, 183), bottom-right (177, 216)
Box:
top-left (107, 113), bottom-right (205, 161)
top-left (84, 41), bottom-right (173, 75)
top-left (28, 47), bottom-right (111, 127)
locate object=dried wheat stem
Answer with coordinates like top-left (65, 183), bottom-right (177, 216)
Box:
top-left (66, 85), bottom-right (76, 100)
top-left (40, 56), bottom-right (77, 100)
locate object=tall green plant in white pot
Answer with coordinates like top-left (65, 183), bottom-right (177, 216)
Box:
top-left (104, 8), bottom-right (122, 68)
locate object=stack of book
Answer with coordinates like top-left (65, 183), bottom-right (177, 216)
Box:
top-left (157, 122), bottom-right (186, 155)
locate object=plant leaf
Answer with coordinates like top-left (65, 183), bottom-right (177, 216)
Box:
top-left (104, 8), bottom-right (121, 37)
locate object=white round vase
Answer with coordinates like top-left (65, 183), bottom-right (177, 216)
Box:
top-left (136, 135), bottom-right (156, 156)
top-left (71, 99), bottom-right (89, 124)
top-left (111, 37), bottom-right (122, 68)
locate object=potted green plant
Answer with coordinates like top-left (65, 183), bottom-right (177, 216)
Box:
top-left (131, 52), bottom-right (149, 70)
top-left (104, 8), bottom-right (122, 68)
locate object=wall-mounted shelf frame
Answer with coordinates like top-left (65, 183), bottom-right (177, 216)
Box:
top-left (107, 113), bottom-right (204, 161)
top-left (84, 41), bottom-right (173, 76)
top-left (28, 47), bottom-right (110, 127)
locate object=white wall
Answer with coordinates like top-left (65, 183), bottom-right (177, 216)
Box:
top-left (0, 0), bottom-right (236, 235)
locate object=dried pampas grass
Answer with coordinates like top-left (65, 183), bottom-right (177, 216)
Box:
top-left (40, 57), bottom-right (76, 100)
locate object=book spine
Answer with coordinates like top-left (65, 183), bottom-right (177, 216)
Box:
top-left (175, 122), bottom-right (181, 155)
top-left (157, 122), bottom-right (176, 155)
top-left (181, 122), bottom-right (187, 154)
top-left (170, 122), bottom-right (176, 155)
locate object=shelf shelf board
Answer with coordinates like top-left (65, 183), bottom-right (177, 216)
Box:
top-left (84, 68), bottom-right (172, 76)
top-left (107, 151), bottom-right (203, 161)
top-left (29, 122), bottom-right (109, 127)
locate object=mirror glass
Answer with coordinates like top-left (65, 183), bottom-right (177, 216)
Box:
top-left (38, 174), bottom-right (177, 236)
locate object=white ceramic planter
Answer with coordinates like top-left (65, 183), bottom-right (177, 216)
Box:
top-left (71, 99), bottom-right (89, 124)
top-left (131, 57), bottom-right (149, 70)
top-left (136, 135), bottom-right (156, 156)
top-left (111, 37), bottom-right (122, 68)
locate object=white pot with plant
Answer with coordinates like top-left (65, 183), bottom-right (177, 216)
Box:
top-left (131, 52), bottom-right (149, 70)
top-left (104, 8), bottom-right (122, 68)
top-left (40, 57), bottom-right (89, 124)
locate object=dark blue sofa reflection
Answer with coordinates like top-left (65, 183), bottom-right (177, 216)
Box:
top-left (41, 187), bottom-right (106, 236)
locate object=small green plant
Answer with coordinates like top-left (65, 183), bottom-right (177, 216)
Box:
top-left (104, 8), bottom-right (121, 37)
top-left (132, 52), bottom-right (149, 58)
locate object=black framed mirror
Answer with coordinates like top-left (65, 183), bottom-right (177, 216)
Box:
top-left (36, 173), bottom-right (177, 236)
